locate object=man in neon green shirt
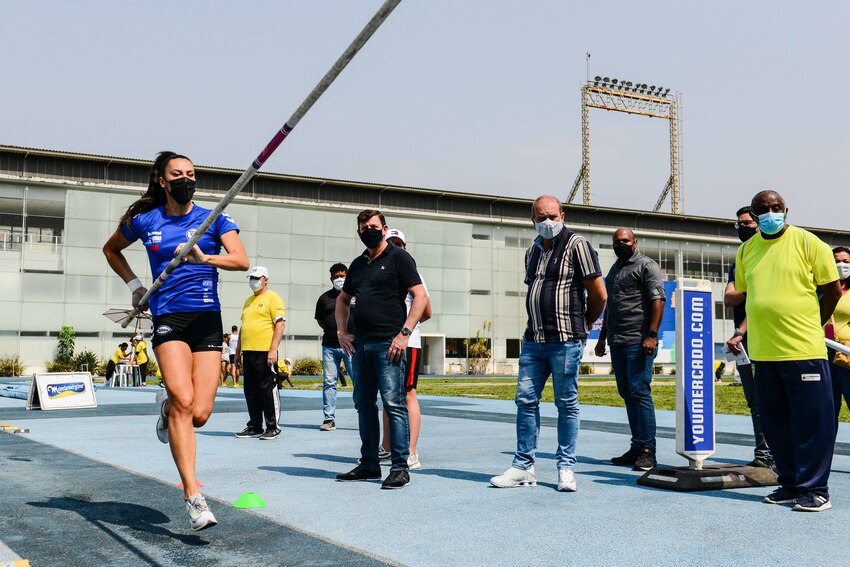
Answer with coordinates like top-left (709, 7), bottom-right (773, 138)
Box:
top-left (731, 190), bottom-right (841, 512)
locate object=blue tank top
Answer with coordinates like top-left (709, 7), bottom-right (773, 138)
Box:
top-left (120, 204), bottom-right (240, 316)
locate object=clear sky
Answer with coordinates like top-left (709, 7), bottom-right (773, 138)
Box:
top-left (2, 1), bottom-right (848, 231)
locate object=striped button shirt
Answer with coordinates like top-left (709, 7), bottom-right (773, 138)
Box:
top-left (523, 229), bottom-right (602, 343)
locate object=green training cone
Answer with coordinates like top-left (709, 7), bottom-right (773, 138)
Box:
top-left (233, 491), bottom-right (267, 509)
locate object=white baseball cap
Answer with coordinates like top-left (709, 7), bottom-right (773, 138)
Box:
top-left (248, 266), bottom-right (269, 278)
top-left (133, 334), bottom-right (143, 341)
top-left (284, 358), bottom-right (292, 365)
top-left (385, 229), bottom-right (406, 244)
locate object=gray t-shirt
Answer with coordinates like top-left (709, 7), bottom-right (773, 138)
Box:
top-left (604, 250), bottom-right (666, 346)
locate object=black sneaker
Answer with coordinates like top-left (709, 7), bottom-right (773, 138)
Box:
top-left (336, 466), bottom-right (382, 482)
top-left (793, 492), bottom-right (831, 512)
top-left (235, 427), bottom-right (263, 439)
top-left (632, 448), bottom-right (657, 471)
top-left (259, 428), bottom-right (280, 441)
top-left (611, 446), bottom-right (641, 466)
top-left (747, 458), bottom-right (777, 473)
top-left (381, 470), bottom-right (411, 490)
top-left (764, 486), bottom-right (799, 504)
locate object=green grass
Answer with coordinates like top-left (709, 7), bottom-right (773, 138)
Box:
top-left (284, 375), bottom-right (850, 423)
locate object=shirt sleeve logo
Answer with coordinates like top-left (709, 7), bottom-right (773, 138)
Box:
top-left (145, 231), bottom-right (162, 252)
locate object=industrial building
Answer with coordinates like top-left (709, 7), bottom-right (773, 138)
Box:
top-left (1, 145), bottom-right (847, 374)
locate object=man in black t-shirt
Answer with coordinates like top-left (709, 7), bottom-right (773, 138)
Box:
top-left (334, 209), bottom-right (427, 490)
top-left (315, 263), bottom-right (355, 431)
top-left (724, 205), bottom-right (774, 469)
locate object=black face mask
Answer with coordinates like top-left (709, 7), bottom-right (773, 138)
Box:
top-left (168, 177), bottom-right (196, 204)
top-left (737, 225), bottom-right (757, 242)
top-left (613, 243), bottom-right (634, 261)
top-left (358, 227), bottom-right (384, 249)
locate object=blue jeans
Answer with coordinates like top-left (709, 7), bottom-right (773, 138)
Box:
top-left (352, 339), bottom-right (409, 471)
top-left (513, 339), bottom-right (584, 471)
top-left (322, 346), bottom-right (353, 420)
top-left (610, 343), bottom-right (657, 450)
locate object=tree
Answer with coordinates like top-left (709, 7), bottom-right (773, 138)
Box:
top-left (57, 326), bottom-right (76, 365)
top-left (466, 321), bottom-right (492, 375)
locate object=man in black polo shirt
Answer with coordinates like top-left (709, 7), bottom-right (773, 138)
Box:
top-left (334, 209), bottom-right (427, 490)
top-left (315, 262), bottom-right (355, 431)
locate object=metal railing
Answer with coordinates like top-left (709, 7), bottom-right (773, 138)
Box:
top-left (0, 233), bottom-right (63, 253)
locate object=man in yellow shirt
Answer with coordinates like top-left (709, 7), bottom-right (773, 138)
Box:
top-left (235, 266), bottom-right (286, 441)
top-left (730, 190), bottom-right (841, 512)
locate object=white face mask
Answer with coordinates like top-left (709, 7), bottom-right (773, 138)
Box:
top-left (535, 218), bottom-right (564, 240)
top-left (837, 263), bottom-right (850, 281)
top-left (249, 278), bottom-right (264, 292)
top-left (332, 277), bottom-right (345, 291)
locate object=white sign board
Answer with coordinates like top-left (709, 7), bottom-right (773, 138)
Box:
top-left (26, 372), bottom-right (98, 410)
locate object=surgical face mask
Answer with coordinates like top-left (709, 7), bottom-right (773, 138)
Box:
top-left (249, 278), bottom-right (264, 292)
top-left (737, 225), bottom-right (757, 242)
top-left (535, 219), bottom-right (564, 240)
top-left (332, 277), bottom-right (345, 291)
top-left (358, 227), bottom-right (384, 249)
top-left (756, 211), bottom-right (785, 235)
top-left (837, 263), bottom-right (850, 281)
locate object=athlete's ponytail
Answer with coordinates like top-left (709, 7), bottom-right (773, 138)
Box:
top-left (119, 151), bottom-right (189, 227)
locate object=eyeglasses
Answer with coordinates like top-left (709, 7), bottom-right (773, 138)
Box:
top-left (734, 221), bottom-right (757, 229)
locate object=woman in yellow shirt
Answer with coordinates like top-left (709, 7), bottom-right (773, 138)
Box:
top-left (830, 246), bottom-right (850, 418)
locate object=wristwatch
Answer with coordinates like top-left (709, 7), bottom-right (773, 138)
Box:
top-left (646, 330), bottom-right (658, 339)
top-left (401, 327), bottom-right (412, 337)
top-left (733, 328), bottom-right (745, 338)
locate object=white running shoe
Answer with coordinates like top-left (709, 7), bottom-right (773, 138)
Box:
top-left (408, 452), bottom-right (422, 471)
top-left (558, 469), bottom-right (577, 492)
top-left (155, 389), bottom-right (169, 444)
top-left (490, 466), bottom-right (536, 488)
top-left (186, 494), bottom-right (218, 531)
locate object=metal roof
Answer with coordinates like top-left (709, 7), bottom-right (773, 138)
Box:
top-left (1, 144), bottom-right (848, 243)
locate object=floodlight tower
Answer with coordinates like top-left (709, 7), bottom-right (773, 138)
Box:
top-left (567, 76), bottom-right (683, 214)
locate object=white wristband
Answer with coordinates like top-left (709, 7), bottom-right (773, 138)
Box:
top-left (127, 278), bottom-right (143, 292)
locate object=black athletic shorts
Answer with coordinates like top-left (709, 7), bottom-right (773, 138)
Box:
top-left (152, 311), bottom-right (223, 352)
top-left (405, 347), bottom-right (421, 390)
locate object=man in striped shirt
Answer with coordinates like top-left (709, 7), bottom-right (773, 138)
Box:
top-left (491, 195), bottom-right (606, 492)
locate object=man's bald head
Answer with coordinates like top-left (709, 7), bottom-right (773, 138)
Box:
top-left (751, 190), bottom-right (786, 216)
top-left (613, 227), bottom-right (635, 241)
top-left (531, 195), bottom-right (564, 223)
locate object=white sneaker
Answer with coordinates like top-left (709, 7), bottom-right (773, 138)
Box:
top-left (490, 466), bottom-right (536, 488)
top-left (408, 452), bottom-right (421, 471)
top-left (155, 389), bottom-right (169, 444)
top-left (558, 468), bottom-right (577, 492)
top-left (186, 494), bottom-right (218, 531)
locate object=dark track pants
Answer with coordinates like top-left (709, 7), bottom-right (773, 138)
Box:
top-left (753, 359), bottom-right (835, 496)
top-left (242, 351), bottom-right (281, 431)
